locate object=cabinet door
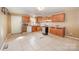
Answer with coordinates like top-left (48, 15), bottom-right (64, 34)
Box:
top-left (56, 28), bottom-right (65, 37)
top-left (48, 28), bottom-right (51, 33)
top-left (52, 28), bottom-right (57, 35)
top-left (51, 15), bottom-right (57, 22)
top-left (50, 27), bottom-right (57, 34)
top-left (36, 16), bottom-right (43, 22)
top-left (51, 13), bottom-right (65, 22)
top-left (37, 26), bottom-right (41, 31)
top-left (49, 27), bottom-right (65, 37)
top-left (22, 16), bottom-right (30, 23)
top-left (32, 26), bottom-right (37, 32)
top-left (22, 25), bottom-right (27, 32)
top-left (56, 13), bottom-right (65, 22)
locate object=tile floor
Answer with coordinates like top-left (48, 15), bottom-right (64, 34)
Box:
top-left (3, 32), bottom-right (79, 51)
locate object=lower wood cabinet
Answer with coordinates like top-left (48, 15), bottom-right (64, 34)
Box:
top-left (21, 24), bottom-right (27, 32)
top-left (32, 26), bottom-right (37, 32)
top-left (56, 28), bottom-right (65, 37)
top-left (37, 26), bottom-right (42, 31)
top-left (32, 26), bottom-right (41, 32)
top-left (49, 27), bottom-right (65, 37)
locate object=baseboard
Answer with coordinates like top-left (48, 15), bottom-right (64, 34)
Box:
top-left (0, 41), bottom-right (6, 51)
top-left (0, 37), bottom-right (8, 50)
top-left (65, 35), bottom-right (79, 40)
top-left (0, 39), bottom-right (6, 51)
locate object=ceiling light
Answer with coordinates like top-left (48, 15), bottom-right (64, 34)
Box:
top-left (37, 7), bottom-right (45, 11)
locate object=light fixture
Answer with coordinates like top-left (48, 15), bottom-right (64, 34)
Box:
top-left (37, 7), bottom-right (45, 11)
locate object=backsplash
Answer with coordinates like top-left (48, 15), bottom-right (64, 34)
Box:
top-left (28, 21), bottom-right (65, 28)
top-left (27, 17), bottom-right (65, 28)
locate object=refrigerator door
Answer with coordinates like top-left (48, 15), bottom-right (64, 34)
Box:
top-left (27, 26), bottom-right (32, 32)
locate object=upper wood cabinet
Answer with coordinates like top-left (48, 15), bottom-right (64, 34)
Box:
top-left (22, 16), bottom-right (30, 23)
top-left (36, 16), bottom-right (51, 22)
top-left (51, 13), bottom-right (65, 22)
top-left (36, 16), bottom-right (43, 22)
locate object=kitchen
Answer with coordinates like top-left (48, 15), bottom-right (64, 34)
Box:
top-left (21, 13), bottom-right (65, 36)
top-left (0, 7), bottom-right (79, 51)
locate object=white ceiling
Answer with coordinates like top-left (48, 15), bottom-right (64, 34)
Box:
top-left (7, 7), bottom-right (65, 16)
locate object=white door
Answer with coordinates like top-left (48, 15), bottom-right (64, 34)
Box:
top-left (11, 16), bottom-right (22, 33)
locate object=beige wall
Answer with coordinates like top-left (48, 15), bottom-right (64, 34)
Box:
top-left (65, 8), bottom-right (79, 38)
top-left (0, 8), bottom-right (11, 48)
top-left (7, 15), bottom-right (11, 34)
top-left (0, 13), bottom-right (7, 48)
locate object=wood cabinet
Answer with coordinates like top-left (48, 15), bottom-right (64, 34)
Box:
top-left (22, 16), bottom-right (30, 23)
top-left (56, 28), bottom-right (65, 37)
top-left (36, 16), bottom-right (43, 22)
top-left (37, 26), bottom-right (42, 31)
top-left (32, 26), bottom-right (41, 32)
top-left (36, 16), bottom-right (51, 22)
top-left (32, 26), bottom-right (37, 32)
top-left (22, 16), bottom-right (30, 32)
top-left (51, 13), bottom-right (65, 22)
top-left (49, 27), bottom-right (65, 37)
top-left (22, 24), bottom-right (27, 32)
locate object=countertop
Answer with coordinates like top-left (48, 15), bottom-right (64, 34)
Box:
top-left (27, 25), bottom-right (65, 28)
